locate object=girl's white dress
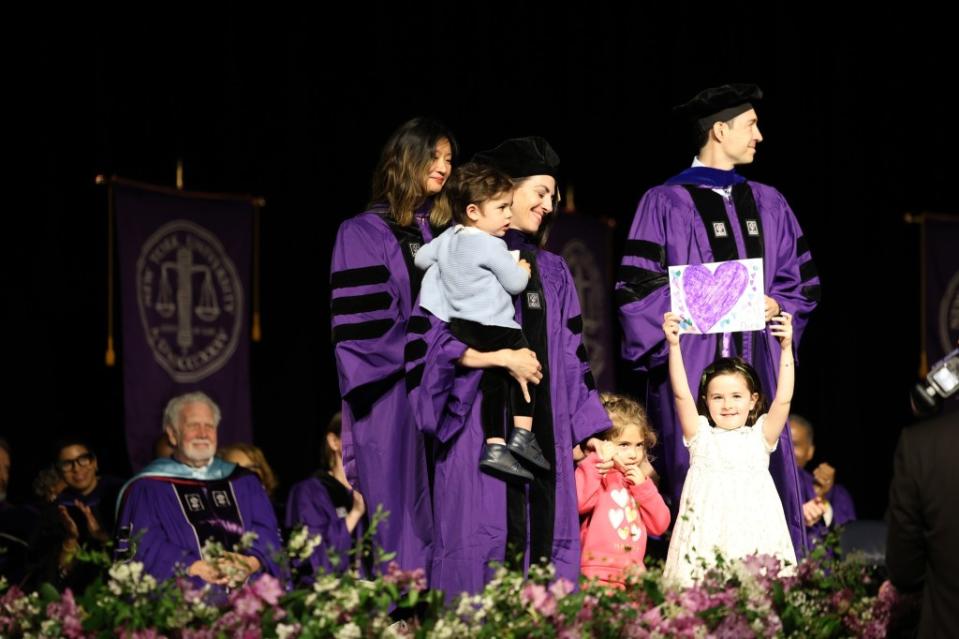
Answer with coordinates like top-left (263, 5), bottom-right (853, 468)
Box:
top-left (663, 414), bottom-right (797, 586)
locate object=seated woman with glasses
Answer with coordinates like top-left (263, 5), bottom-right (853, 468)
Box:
top-left (25, 438), bottom-right (124, 590)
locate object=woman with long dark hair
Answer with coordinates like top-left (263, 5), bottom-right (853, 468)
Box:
top-left (330, 117), bottom-right (456, 577)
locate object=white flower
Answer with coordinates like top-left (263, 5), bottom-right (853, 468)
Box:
top-left (137, 574), bottom-right (158, 594)
top-left (288, 527), bottom-right (307, 552)
top-left (108, 562), bottom-right (130, 582)
top-left (40, 619), bottom-right (59, 636)
top-left (236, 531), bottom-right (258, 551)
top-left (276, 622), bottom-right (299, 639)
top-left (339, 588), bottom-right (360, 610)
top-left (334, 621), bottom-right (362, 639)
top-left (288, 526), bottom-right (323, 560)
top-left (201, 538), bottom-right (227, 561)
top-left (431, 619), bottom-right (472, 639)
top-left (313, 575), bottom-right (339, 594)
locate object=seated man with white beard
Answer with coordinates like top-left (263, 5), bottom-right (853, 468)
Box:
top-left (114, 392), bottom-right (283, 586)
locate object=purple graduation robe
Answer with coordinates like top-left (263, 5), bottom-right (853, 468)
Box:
top-left (330, 204), bottom-right (435, 576)
top-left (799, 468), bottom-right (857, 541)
top-left (406, 230), bottom-right (611, 600)
top-left (114, 460), bottom-right (284, 584)
top-left (617, 177), bottom-right (819, 557)
top-left (285, 476), bottom-right (357, 578)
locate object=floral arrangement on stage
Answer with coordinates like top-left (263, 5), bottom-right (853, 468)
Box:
top-left (0, 524), bottom-right (901, 638)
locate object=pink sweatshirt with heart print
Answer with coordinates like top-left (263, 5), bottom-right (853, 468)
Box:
top-left (576, 453), bottom-right (671, 587)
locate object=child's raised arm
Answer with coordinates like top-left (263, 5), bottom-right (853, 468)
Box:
top-left (663, 312), bottom-right (700, 441)
top-left (763, 312), bottom-right (795, 446)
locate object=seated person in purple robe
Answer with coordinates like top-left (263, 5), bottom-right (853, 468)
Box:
top-left (789, 414), bottom-right (856, 539)
top-left (415, 162), bottom-right (550, 482)
top-left (616, 84), bottom-right (819, 557)
top-left (114, 392), bottom-right (284, 587)
top-left (286, 412), bottom-right (368, 581)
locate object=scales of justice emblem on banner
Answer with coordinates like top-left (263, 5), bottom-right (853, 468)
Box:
top-left (136, 219), bottom-right (244, 384)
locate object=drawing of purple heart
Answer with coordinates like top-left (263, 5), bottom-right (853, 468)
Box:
top-left (682, 262), bottom-right (749, 332)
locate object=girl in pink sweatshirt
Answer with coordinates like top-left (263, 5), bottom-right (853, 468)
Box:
top-left (576, 393), bottom-right (670, 587)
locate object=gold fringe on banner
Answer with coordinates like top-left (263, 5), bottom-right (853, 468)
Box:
top-left (252, 198), bottom-right (264, 342)
top-left (97, 174), bottom-right (118, 367)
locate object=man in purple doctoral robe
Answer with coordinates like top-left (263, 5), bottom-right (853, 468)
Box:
top-left (405, 137), bottom-right (611, 600)
top-left (114, 392), bottom-right (284, 586)
top-left (330, 202), bottom-right (438, 576)
top-left (790, 415), bottom-right (856, 542)
top-left (617, 85), bottom-right (820, 557)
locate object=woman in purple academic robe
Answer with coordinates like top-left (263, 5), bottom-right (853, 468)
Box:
top-left (330, 118), bottom-right (457, 578)
top-left (406, 137), bottom-right (611, 600)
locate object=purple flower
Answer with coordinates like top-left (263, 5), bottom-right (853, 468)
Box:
top-left (550, 578), bottom-right (574, 600)
top-left (252, 574), bottom-right (284, 606)
top-left (175, 577), bottom-right (207, 603)
top-left (640, 606), bottom-right (663, 626)
top-left (231, 588), bottom-right (265, 619)
top-left (712, 613), bottom-right (753, 638)
top-left (830, 588), bottom-right (853, 613)
top-left (662, 613), bottom-right (706, 638)
top-left (119, 629), bottom-right (165, 639)
top-left (709, 586), bottom-right (739, 609)
top-left (382, 562), bottom-right (428, 592)
top-left (521, 583), bottom-right (557, 617)
top-left (213, 611), bottom-right (242, 631)
top-left (677, 587), bottom-right (710, 613)
top-left (576, 595), bottom-right (597, 623)
top-left (45, 589), bottom-right (85, 639)
top-left (622, 624), bottom-right (651, 639)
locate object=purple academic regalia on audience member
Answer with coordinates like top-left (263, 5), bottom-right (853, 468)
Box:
top-left (406, 230), bottom-right (610, 600)
top-left (799, 468), bottom-right (856, 541)
top-left (617, 176), bottom-right (819, 557)
top-left (330, 204), bottom-right (435, 576)
top-left (115, 464), bottom-right (284, 585)
top-left (285, 476), bottom-right (357, 578)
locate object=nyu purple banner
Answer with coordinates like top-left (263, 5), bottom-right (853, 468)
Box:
top-left (115, 183), bottom-right (253, 470)
top-left (924, 215), bottom-right (959, 412)
top-left (544, 212), bottom-right (616, 391)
